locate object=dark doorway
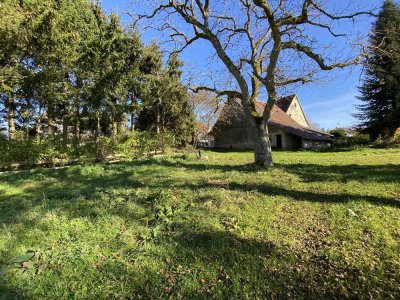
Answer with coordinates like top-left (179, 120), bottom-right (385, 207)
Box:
top-left (276, 134), bottom-right (283, 149)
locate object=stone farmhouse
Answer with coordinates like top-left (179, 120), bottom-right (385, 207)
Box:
top-left (211, 95), bottom-right (333, 150)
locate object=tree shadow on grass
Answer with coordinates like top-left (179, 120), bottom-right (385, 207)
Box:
top-left (195, 181), bottom-right (400, 208)
top-left (0, 157), bottom-right (399, 227)
top-left (160, 220), bottom-right (397, 299)
top-left (0, 221), bottom-right (374, 299)
top-left (277, 163), bottom-right (400, 183)
top-left (129, 159), bottom-right (400, 184)
top-left (3, 157), bottom-right (399, 184)
top-left (0, 159), bottom-right (399, 298)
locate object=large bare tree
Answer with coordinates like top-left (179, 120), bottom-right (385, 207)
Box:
top-left (133, 0), bottom-right (375, 166)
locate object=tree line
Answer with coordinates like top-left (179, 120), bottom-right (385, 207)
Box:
top-left (0, 0), bottom-right (194, 163)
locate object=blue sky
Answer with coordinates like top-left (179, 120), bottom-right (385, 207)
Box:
top-left (101, 0), bottom-right (382, 129)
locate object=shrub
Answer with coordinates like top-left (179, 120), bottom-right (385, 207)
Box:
top-left (116, 131), bottom-right (141, 159)
top-left (329, 128), bottom-right (347, 138)
top-left (96, 136), bottom-right (118, 160)
top-left (352, 133), bottom-right (370, 145)
top-left (374, 128), bottom-right (400, 148)
top-left (330, 130), bottom-right (370, 148)
top-left (0, 134), bottom-right (70, 169)
top-left (0, 130), bottom-right (175, 170)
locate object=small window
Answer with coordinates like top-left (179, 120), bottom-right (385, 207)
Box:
top-left (294, 103), bottom-right (297, 108)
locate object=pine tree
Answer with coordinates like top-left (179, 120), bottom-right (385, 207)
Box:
top-left (357, 0), bottom-right (400, 139)
top-left (137, 48), bottom-right (195, 145)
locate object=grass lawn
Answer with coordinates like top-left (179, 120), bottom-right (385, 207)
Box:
top-left (0, 148), bottom-right (399, 299)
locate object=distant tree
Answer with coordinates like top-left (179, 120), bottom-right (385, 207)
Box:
top-left (357, 0), bottom-right (400, 140)
top-left (188, 90), bottom-right (221, 147)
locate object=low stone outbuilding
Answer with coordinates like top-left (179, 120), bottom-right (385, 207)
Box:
top-left (211, 95), bottom-right (333, 150)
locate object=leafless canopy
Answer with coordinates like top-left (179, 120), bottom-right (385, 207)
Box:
top-left (133, 0), bottom-right (375, 124)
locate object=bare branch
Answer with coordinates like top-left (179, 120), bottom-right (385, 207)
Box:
top-left (191, 86), bottom-right (243, 99)
top-left (282, 41), bottom-right (364, 70)
top-left (276, 77), bottom-right (312, 86)
top-left (310, 1), bottom-right (378, 20)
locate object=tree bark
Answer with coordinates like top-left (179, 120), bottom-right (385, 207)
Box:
top-left (111, 114), bottom-right (117, 138)
top-left (130, 114), bottom-right (135, 131)
top-left (117, 118), bottom-right (124, 135)
top-left (74, 96), bottom-right (80, 145)
top-left (47, 104), bottom-right (55, 136)
top-left (95, 109), bottom-right (101, 142)
top-left (62, 115), bottom-right (68, 147)
top-left (36, 114), bottom-right (42, 135)
top-left (254, 120), bottom-right (273, 167)
top-left (156, 96), bottom-right (161, 135)
top-left (25, 113), bottom-right (30, 139)
top-left (7, 93), bottom-right (16, 140)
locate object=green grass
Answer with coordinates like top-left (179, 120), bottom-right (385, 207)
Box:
top-left (0, 148), bottom-right (399, 299)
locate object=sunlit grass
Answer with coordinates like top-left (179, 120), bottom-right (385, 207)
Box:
top-left (0, 148), bottom-right (399, 298)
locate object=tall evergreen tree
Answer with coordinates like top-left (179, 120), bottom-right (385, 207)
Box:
top-left (357, 0), bottom-right (400, 139)
top-left (137, 46), bottom-right (195, 145)
top-left (0, 0), bottom-right (193, 162)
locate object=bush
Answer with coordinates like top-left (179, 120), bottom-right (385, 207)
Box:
top-left (374, 128), bottom-right (400, 148)
top-left (136, 131), bottom-right (174, 158)
top-left (110, 131), bottom-right (174, 159)
top-left (352, 133), bottom-right (370, 145)
top-left (329, 128), bottom-right (347, 138)
top-left (0, 130), bottom-right (175, 170)
top-left (0, 134), bottom-right (69, 169)
top-left (330, 130), bottom-right (370, 148)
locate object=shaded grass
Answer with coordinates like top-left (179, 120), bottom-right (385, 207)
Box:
top-left (0, 148), bottom-right (399, 299)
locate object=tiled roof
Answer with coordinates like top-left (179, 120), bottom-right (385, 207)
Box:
top-left (256, 101), bottom-right (333, 141)
top-left (276, 94), bottom-right (296, 112)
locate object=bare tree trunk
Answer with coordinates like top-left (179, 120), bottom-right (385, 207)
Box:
top-left (47, 104), bottom-right (55, 136)
top-left (117, 120), bottom-right (124, 136)
top-left (130, 114), bottom-right (135, 131)
top-left (25, 115), bottom-right (29, 139)
top-left (254, 120), bottom-right (273, 167)
top-left (111, 115), bottom-right (117, 138)
top-left (74, 97), bottom-right (80, 145)
top-left (62, 115), bottom-right (68, 147)
top-left (36, 115), bottom-right (42, 135)
top-left (95, 108), bottom-right (101, 142)
top-left (7, 93), bottom-right (16, 140)
top-left (156, 96), bottom-right (161, 135)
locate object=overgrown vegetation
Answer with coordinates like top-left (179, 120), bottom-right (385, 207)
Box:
top-left (0, 0), bottom-right (195, 165)
top-left (0, 149), bottom-right (399, 298)
top-left (374, 127), bottom-right (400, 148)
top-left (329, 128), bottom-right (371, 148)
top-left (0, 131), bottom-right (178, 170)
